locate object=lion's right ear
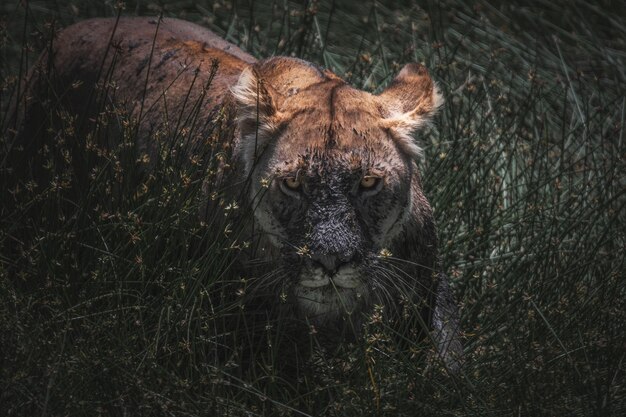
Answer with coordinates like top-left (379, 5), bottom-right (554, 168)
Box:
top-left (231, 67), bottom-right (284, 173)
top-left (378, 63), bottom-right (443, 159)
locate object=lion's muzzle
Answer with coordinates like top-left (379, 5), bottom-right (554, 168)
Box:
top-left (299, 265), bottom-right (361, 289)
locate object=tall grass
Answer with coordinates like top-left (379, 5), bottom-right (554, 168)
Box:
top-left (1, 1), bottom-right (625, 416)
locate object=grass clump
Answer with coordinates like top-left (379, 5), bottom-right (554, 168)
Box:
top-left (1, 1), bottom-right (625, 416)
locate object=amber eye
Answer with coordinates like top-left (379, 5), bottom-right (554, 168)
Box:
top-left (360, 176), bottom-right (381, 190)
top-left (283, 176), bottom-right (302, 191)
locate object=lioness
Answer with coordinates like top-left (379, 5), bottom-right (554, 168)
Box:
top-left (16, 17), bottom-right (462, 369)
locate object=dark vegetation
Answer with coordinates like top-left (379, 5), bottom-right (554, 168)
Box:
top-left (1, 0), bottom-right (625, 415)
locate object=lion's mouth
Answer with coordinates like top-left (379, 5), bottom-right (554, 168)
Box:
top-left (298, 266), bottom-right (361, 289)
top-left (299, 276), bottom-right (361, 289)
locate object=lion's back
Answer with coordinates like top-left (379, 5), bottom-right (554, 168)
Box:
top-left (46, 17), bottom-right (253, 118)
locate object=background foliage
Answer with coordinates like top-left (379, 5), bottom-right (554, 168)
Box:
top-left (1, 0), bottom-right (625, 416)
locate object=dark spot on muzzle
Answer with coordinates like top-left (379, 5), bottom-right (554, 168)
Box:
top-left (307, 196), bottom-right (362, 275)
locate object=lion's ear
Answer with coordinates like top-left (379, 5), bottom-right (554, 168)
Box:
top-left (231, 66), bottom-right (284, 172)
top-left (378, 63), bottom-right (443, 158)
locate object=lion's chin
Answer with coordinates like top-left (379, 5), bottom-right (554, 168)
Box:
top-left (292, 266), bottom-right (367, 326)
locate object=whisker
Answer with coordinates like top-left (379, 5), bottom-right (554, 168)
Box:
top-left (384, 256), bottom-right (438, 273)
top-left (372, 262), bottom-right (438, 296)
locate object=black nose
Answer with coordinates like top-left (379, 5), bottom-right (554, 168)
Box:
top-left (311, 253), bottom-right (337, 273)
top-left (310, 253), bottom-right (351, 275)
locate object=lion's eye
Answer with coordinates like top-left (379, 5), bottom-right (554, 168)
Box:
top-left (283, 177), bottom-right (302, 191)
top-left (359, 176), bottom-right (381, 190)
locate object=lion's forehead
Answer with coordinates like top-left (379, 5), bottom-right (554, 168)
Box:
top-left (282, 80), bottom-right (379, 111)
top-left (272, 119), bottom-right (405, 178)
top-left (268, 83), bottom-right (407, 168)
top-left (269, 145), bottom-right (406, 184)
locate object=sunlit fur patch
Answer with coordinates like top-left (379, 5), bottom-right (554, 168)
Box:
top-left (231, 67), bottom-right (285, 175)
top-left (380, 83), bottom-right (444, 160)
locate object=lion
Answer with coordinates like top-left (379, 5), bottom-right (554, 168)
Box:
top-left (15, 17), bottom-right (462, 370)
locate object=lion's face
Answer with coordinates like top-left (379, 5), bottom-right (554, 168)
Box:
top-left (232, 58), bottom-right (442, 324)
top-left (251, 91), bottom-right (414, 323)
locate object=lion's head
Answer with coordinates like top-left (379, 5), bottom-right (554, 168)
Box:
top-left (231, 57), bottom-right (443, 326)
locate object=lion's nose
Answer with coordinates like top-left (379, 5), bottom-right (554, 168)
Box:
top-left (312, 253), bottom-right (337, 274)
top-left (311, 253), bottom-right (351, 275)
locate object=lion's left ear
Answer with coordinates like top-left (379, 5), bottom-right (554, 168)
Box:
top-left (231, 66), bottom-right (284, 173)
top-left (378, 63), bottom-right (444, 158)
